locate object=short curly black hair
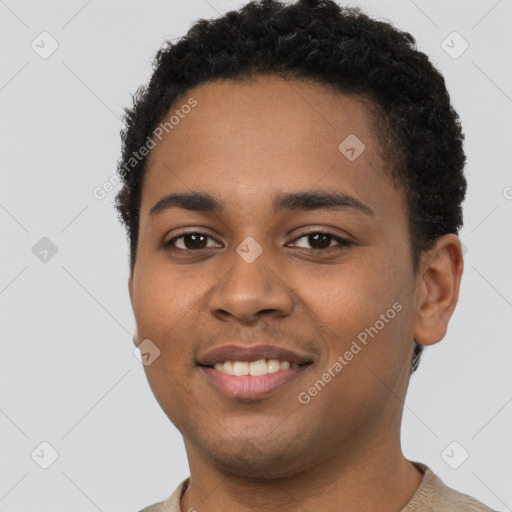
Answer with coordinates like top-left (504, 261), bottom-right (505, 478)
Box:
top-left (114, 0), bottom-right (466, 374)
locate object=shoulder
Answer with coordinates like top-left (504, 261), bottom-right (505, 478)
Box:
top-left (138, 503), bottom-right (165, 512)
top-left (433, 473), bottom-right (496, 511)
top-left (403, 462), bottom-right (496, 512)
top-left (137, 477), bottom-right (190, 512)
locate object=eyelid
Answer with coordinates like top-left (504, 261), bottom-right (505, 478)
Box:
top-left (289, 226), bottom-right (354, 243)
top-left (163, 228), bottom-right (353, 252)
top-left (287, 230), bottom-right (353, 250)
top-left (163, 229), bottom-right (221, 250)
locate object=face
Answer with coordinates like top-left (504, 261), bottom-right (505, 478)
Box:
top-left (128, 75), bottom-right (445, 478)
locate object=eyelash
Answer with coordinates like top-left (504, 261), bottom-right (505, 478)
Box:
top-left (163, 230), bottom-right (353, 253)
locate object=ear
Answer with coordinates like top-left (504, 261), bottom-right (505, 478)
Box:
top-left (413, 234), bottom-right (464, 347)
top-left (128, 272), bottom-right (133, 306)
top-left (128, 273), bottom-right (138, 347)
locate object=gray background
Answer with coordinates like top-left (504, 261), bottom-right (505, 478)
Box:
top-left (1, 0), bottom-right (511, 511)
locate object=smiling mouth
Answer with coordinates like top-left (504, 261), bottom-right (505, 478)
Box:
top-left (202, 359), bottom-right (311, 376)
top-left (198, 360), bottom-right (314, 399)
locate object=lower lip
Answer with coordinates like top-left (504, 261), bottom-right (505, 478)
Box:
top-left (199, 364), bottom-right (311, 399)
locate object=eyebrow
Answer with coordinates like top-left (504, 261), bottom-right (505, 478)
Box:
top-left (149, 190), bottom-right (374, 218)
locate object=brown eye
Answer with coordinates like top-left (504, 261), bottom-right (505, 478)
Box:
top-left (289, 232), bottom-right (353, 251)
top-left (164, 232), bottom-right (221, 251)
top-left (163, 230), bottom-right (353, 254)
top-left (306, 233), bottom-right (331, 249)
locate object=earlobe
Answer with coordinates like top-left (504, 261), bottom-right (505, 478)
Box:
top-left (413, 234), bottom-right (464, 347)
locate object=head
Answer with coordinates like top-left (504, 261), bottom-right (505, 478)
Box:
top-left (116, 0), bottom-right (465, 477)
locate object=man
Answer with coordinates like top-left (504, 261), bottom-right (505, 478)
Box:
top-left (114, 0), bottom-right (496, 510)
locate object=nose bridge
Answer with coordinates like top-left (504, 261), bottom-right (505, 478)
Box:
top-left (208, 237), bottom-right (294, 322)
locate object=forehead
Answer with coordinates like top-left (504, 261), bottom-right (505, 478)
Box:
top-left (147, 74), bottom-right (381, 168)
top-left (141, 74), bottom-right (401, 224)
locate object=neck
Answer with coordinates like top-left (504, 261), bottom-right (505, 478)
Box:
top-left (180, 432), bottom-right (424, 512)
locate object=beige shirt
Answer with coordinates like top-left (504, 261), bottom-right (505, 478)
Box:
top-left (139, 462), bottom-right (496, 512)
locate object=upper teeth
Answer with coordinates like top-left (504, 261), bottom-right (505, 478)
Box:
top-left (214, 360), bottom-right (299, 376)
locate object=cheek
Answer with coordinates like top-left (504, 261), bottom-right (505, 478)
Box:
top-left (298, 264), bottom-right (411, 425)
top-left (305, 255), bottom-right (401, 326)
top-left (143, 362), bottom-right (195, 435)
top-left (304, 251), bottom-right (411, 373)
top-left (132, 260), bottom-right (207, 340)
top-left (135, 268), bottom-right (204, 425)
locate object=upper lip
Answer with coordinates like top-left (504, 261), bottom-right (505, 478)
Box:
top-left (197, 344), bottom-right (314, 366)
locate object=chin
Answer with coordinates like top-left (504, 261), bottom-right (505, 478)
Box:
top-left (203, 437), bottom-right (311, 479)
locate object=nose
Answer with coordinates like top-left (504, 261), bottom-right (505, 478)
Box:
top-left (208, 247), bottom-right (295, 325)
